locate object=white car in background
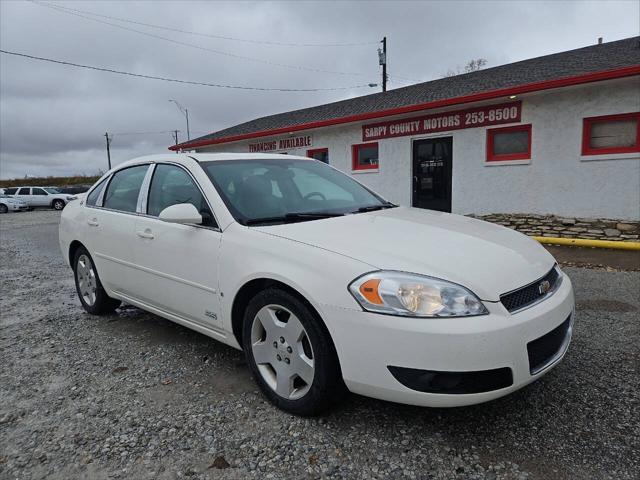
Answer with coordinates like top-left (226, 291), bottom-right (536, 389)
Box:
top-left (4, 186), bottom-right (74, 210)
top-left (0, 194), bottom-right (29, 213)
top-left (59, 153), bottom-right (574, 415)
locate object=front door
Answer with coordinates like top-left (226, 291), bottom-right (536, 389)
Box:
top-left (412, 137), bottom-right (453, 212)
top-left (132, 163), bottom-right (223, 330)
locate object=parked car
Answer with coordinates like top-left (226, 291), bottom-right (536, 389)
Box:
top-left (59, 154), bottom-right (574, 415)
top-left (0, 194), bottom-right (29, 213)
top-left (5, 186), bottom-right (74, 210)
top-left (57, 185), bottom-right (91, 195)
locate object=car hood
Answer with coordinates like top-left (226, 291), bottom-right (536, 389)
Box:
top-left (253, 207), bottom-right (556, 301)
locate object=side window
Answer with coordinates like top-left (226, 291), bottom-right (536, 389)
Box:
top-left (4, 188), bottom-right (17, 195)
top-left (17, 188), bottom-right (30, 195)
top-left (147, 164), bottom-right (216, 227)
top-left (86, 178), bottom-right (108, 207)
top-left (32, 188), bottom-right (47, 196)
top-left (103, 165), bottom-right (149, 213)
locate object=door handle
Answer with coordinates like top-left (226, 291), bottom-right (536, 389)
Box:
top-left (137, 230), bottom-right (154, 239)
top-left (87, 218), bottom-right (99, 227)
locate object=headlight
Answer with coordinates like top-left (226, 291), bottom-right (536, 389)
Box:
top-left (349, 271), bottom-right (488, 317)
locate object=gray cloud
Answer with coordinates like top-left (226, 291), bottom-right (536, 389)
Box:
top-left (1, 0), bottom-right (638, 178)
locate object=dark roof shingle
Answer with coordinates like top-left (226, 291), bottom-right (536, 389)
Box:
top-left (181, 36), bottom-right (640, 148)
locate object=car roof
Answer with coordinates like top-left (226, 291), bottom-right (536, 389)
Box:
top-left (112, 152), bottom-right (314, 170)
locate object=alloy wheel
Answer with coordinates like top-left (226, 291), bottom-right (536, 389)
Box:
top-left (76, 254), bottom-right (97, 306)
top-left (250, 304), bottom-right (315, 400)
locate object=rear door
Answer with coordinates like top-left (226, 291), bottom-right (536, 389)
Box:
top-left (31, 187), bottom-right (49, 207)
top-left (132, 163), bottom-right (223, 330)
top-left (85, 164), bottom-right (150, 297)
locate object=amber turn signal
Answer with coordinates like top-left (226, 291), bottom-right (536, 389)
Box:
top-left (359, 279), bottom-right (383, 305)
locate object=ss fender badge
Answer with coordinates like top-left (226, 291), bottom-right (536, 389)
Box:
top-left (205, 310), bottom-right (217, 320)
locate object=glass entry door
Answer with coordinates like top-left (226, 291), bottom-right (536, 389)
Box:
top-left (412, 137), bottom-right (453, 212)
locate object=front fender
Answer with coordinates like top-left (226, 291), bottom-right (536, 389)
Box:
top-left (218, 223), bottom-right (372, 340)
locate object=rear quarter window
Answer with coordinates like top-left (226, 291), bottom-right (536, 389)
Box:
top-left (86, 178), bottom-right (108, 207)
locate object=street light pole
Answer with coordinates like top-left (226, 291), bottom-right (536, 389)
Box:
top-left (169, 99), bottom-right (190, 141)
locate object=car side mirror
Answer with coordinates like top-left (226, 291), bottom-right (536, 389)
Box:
top-left (158, 203), bottom-right (202, 225)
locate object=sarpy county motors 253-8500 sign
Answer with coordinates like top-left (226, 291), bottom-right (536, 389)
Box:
top-left (362, 102), bottom-right (522, 141)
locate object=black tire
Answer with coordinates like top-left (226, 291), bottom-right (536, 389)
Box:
top-left (242, 287), bottom-right (346, 416)
top-left (73, 246), bottom-right (121, 315)
top-left (52, 199), bottom-right (65, 210)
top-left (0, 204), bottom-right (7, 214)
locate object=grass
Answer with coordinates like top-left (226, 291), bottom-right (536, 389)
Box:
top-left (0, 175), bottom-right (101, 188)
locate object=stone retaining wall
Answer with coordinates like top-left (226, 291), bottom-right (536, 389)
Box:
top-left (471, 214), bottom-right (640, 242)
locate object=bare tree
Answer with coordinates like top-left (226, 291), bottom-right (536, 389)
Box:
top-left (444, 58), bottom-right (488, 77)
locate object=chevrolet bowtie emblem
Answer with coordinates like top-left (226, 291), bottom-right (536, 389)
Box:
top-left (538, 280), bottom-right (551, 295)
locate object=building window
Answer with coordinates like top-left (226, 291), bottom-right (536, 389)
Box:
top-left (486, 124), bottom-right (532, 162)
top-left (582, 112), bottom-right (640, 155)
top-left (307, 148), bottom-right (329, 164)
top-left (352, 143), bottom-right (379, 171)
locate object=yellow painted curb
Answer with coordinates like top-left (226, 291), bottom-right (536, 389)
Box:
top-left (533, 236), bottom-right (640, 251)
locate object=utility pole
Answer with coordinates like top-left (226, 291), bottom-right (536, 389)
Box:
top-left (185, 109), bottom-right (190, 141)
top-left (104, 132), bottom-right (112, 170)
top-left (172, 130), bottom-right (180, 152)
top-left (378, 37), bottom-right (387, 93)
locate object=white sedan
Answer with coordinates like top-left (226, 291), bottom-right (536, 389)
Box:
top-left (0, 194), bottom-right (29, 213)
top-left (59, 154), bottom-right (574, 415)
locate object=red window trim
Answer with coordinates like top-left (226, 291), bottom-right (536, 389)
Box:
top-left (581, 112), bottom-right (640, 156)
top-left (486, 124), bottom-right (532, 162)
top-left (306, 147), bottom-right (328, 159)
top-left (351, 142), bottom-right (379, 170)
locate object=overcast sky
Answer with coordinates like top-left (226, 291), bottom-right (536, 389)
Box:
top-left (1, 0), bottom-right (638, 179)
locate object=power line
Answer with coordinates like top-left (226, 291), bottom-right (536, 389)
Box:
top-left (111, 130), bottom-right (181, 136)
top-left (0, 49), bottom-right (374, 92)
top-left (32, 1), bottom-right (372, 77)
top-left (35, 1), bottom-right (377, 48)
top-left (387, 74), bottom-right (420, 86)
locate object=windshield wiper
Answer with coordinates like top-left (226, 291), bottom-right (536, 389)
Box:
top-left (354, 202), bottom-right (397, 213)
top-left (245, 212), bottom-right (344, 226)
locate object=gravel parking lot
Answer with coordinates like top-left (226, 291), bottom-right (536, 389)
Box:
top-left (1, 210), bottom-right (639, 480)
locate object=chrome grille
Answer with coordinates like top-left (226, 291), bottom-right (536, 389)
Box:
top-left (500, 267), bottom-right (560, 313)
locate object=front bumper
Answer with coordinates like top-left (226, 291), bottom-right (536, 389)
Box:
top-left (6, 204), bottom-right (28, 211)
top-left (322, 271), bottom-right (574, 407)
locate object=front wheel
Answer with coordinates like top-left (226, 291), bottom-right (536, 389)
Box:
top-left (52, 199), bottom-right (65, 210)
top-left (242, 288), bottom-right (345, 416)
top-left (73, 247), bottom-right (120, 315)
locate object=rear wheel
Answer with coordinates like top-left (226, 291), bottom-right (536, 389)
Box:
top-left (243, 288), bottom-right (345, 416)
top-left (52, 199), bottom-right (65, 210)
top-left (73, 247), bottom-right (120, 315)
top-left (0, 204), bottom-right (7, 214)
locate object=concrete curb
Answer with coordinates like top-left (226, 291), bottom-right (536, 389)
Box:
top-left (533, 236), bottom-right (640, 251)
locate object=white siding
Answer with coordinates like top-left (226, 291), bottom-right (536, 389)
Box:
top-left (196, 77), bottom-right (640, 220)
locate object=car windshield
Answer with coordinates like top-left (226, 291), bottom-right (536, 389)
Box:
top-left (44, 188), bottom-right (60, 194)
top-left (201, 159), bottom-right (393, 225)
